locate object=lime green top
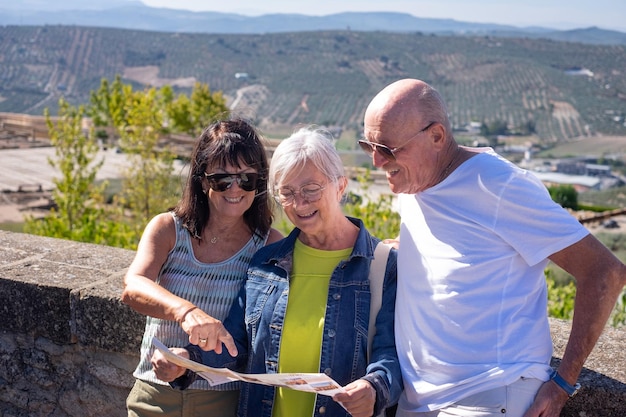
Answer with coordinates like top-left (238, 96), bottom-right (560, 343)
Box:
top-left (271, 239), bottom-right (352, 417)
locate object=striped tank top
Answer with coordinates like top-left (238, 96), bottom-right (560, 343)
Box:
top-left (133, 212), bottom-right (267, 390)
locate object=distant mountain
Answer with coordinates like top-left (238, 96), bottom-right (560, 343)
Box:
top-left (1, 2), bottom-right (625, 45)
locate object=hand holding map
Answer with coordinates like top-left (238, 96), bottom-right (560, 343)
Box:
top-left (152, 338), bottom-right (346, 396)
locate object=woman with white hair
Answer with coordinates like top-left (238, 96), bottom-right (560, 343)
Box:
top-left (153, 127), bottom-right (402, 417)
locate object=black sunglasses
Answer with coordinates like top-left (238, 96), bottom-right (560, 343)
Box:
top-left (358, 121), bottom-right (436, 162)
top-left (204, 172), bottom-right (259, 192)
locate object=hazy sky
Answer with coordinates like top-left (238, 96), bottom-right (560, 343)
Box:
top-left (140, 0), bottom-right (626, 32)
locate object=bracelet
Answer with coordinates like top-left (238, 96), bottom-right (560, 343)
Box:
top-left (550, 369), bottom-right (581, 397)
top-left (177, 305), bottom-right (198, 324)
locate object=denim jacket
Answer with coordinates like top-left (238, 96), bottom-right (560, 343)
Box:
top-left (188, 217), bottom-right (402, 417)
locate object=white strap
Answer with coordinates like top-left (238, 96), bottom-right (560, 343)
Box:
top-left (367, 241), bottom-right (391, 360)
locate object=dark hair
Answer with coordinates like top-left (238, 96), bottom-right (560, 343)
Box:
top-left (174, 117), bottom-right (273, 240)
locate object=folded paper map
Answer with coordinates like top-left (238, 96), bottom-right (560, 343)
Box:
top-left (152, 338), bottom-right (346, 396)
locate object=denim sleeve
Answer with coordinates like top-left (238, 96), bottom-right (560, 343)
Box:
top-left (362, 371), bottom-right (391, 416)
top-left (169, 345), bottom-right (203, 390)
top-left (366, 248), bottom-right (403, 411)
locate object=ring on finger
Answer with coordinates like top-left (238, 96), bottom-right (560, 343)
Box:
top-left (199, 338), bottom-right (208, 344)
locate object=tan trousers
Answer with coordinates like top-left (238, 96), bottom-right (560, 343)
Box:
top-left (126, 379), bottom-right (239, 417)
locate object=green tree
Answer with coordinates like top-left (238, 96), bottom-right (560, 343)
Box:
top-left (115, 86), bottom-right (180, 237)
top-left (166, 82), bottom-right (229, 136)
top-left (545, 269), bottom-right (576, 320)
top-left (480, 119), bottom-right (508, 136)
top-left (519, 119), bottom-right (536, 135)
top-left (90, 76), bottom-right (228, 139)
top-left (33, 77), bottom-right (230, 247)
top-left (87, 77), bottom-right (225, 240)
top-left (88, 75), bottom-right (127, 145)
top-left (548, 184), bottom-right (578, 210)
top-left (24, 99), bottom-right (134, 247)
top-left (480, 119), bottom-right (508, 147)
top-left (342, 170), bottom-right (400, 239)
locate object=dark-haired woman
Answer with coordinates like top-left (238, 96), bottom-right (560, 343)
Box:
top-left (122, 117), bottom-right (282, 417)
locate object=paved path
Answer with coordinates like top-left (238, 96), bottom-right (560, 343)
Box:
top-left (0, 147), bottom-right (188, 223)
top-left (0, 147), bottom-right (187, 192)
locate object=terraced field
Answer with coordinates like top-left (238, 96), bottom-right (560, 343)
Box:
top-left (1, 26), bottom-right (625, 142)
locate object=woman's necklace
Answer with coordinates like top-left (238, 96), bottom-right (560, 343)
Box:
top-left (205, 223), bottom-right (249, 245)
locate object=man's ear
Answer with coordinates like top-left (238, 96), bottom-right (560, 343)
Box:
top-left (430, 123), bottom-right (446, 150)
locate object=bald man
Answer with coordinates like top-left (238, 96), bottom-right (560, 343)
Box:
top-left (361, 79), bottom-right (626, 417)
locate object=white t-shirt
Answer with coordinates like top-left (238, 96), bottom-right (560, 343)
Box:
top-left (395, 148), bottom-right (589, 413)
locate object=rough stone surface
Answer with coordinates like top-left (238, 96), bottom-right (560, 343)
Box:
top-left (550, 319), bottom-right (626, 416)
top-left (0, 230), bottom-right (624, 416)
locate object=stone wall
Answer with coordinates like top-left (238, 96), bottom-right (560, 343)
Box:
top-left (0, 231), bottom-right (141, 417)
top-left (0, 230), bottom-right (625, 416)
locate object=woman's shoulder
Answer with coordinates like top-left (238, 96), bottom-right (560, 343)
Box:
top-left (136, 212), bottom-right (178, 253)
top-left (144, 212), bottom-right (177, 234)
top-left (251, 232), bottom-right (290, 264)
top-left (266, 227), bottom-right (284, 245)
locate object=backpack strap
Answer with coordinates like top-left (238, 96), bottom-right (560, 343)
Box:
top-left (368, 241), bottom-right (392, 360)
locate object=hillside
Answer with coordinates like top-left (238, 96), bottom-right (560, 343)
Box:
top-left (0, 25), bottom-right (625, 142)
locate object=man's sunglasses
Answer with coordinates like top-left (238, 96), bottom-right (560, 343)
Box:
top-left (358, 121), bottom-right (436, 162)
top-left (204, 172), bottom-right (259, 192)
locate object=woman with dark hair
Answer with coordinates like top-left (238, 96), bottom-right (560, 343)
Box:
top-left (122, 117), bottom-right (282, 417)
